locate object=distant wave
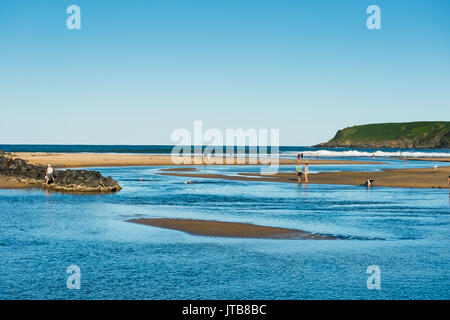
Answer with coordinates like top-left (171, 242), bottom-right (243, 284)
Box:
top-left (281, 150), bottom-right (450, 158)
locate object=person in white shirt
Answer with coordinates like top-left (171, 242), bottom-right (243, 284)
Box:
top-left (296, 164), bottom-right (303, 183)
top-left (45, 164), bottom-right (55, 185)
top-left (364, 178), bottom-right (374, 187)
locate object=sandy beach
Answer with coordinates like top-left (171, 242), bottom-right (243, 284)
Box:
top-left (8, 152), bottom-right (382, 168)
top-left (128, 218), bottom-right (336, 239)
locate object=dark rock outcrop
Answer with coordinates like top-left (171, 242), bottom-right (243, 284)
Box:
top-left (0, 152), bottom-right (121, 193)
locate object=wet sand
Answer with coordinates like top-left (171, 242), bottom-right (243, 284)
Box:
top-left (128, 218), bottom-right (336, 239)
top-left (160, 166), bottom-right (450, 189)
top-left (9, 152), bottom-right (382, 168)
top-left (408, 157), bottom-right (450, 162)
top-left (0, 175), bottom-right (31, 189)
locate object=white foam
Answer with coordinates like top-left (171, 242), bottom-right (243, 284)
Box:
top-left (281, 150), bottom-right (450, 158)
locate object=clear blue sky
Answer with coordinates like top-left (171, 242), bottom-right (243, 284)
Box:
top-left (1, 0), bottom-right (449, 145)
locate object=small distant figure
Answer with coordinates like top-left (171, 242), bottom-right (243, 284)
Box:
top-left (296, 164), bottom-right (303, 183)
top-left (372, 153), bottom-right (375, 160)
top-left (45, 164), bottom-right (55, 185)
top-left (297, 153), bottom-right (300, 163)
top-left (304, 161), bottom-right (309, 183)
top-left (364, 178), bottom-right (374, 187)
top-left (184, 180), bottom-right (193, 184)
top-left (300, 153), bottom-right (304, 159)
top-left (447, 176), bottom-right (450, 186)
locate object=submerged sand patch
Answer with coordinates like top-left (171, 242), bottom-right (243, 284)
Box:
top-left (127, 218), bottom-right (336, 240)
top-left (160, 167), bottom-right (198, 172)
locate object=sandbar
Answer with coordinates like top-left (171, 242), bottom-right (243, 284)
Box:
top-left (160, 166), bottom-right (450, 189)
top-left (407, 157), bottom-right (450, 162)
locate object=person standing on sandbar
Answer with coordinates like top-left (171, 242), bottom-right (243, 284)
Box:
top-left (304, 161), bottom-right (309, 183)
top-left (296, 153), bottom-right (302, 182)
top-left (296, 164), bottom-right (303, 183)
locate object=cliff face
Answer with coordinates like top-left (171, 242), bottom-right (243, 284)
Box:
top-left (0, 152), bottom-right (121, 193)
top-left (315, 122), bottom-right (450, 149)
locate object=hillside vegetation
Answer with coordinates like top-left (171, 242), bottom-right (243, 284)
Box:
top-left (316, 122), bottom-right (450, 149)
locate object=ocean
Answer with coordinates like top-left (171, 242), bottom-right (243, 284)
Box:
top-left (1, 144), bottom-right (450, 158)
top-left (0, 146), bottom-right (449, 299)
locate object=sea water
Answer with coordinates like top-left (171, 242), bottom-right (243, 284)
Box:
top-left (0, 158), bottom-right (449, 299)
top-left (1, 144), bottom-right (450, 158)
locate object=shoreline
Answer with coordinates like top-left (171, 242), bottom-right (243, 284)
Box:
top-left (128, 218), bottom-right (336, 239)
top-left (1, 152), bottom-right (449, 190)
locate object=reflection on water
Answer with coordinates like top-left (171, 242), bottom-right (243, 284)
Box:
top-left (0, 162), bottom-right (449, 299)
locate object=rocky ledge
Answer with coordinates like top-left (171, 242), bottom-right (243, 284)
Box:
top-left (0, 152), bottom-right (121, 193)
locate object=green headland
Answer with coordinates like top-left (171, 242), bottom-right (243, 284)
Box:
top-left (316, 121), bottom-right (450, 149)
